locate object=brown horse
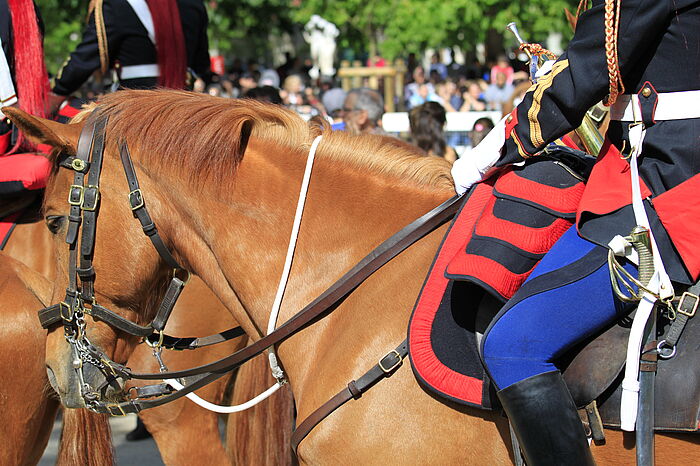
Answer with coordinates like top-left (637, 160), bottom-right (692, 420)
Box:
top-left (0, 253), bottom-right (86, 465)
top-left (3, 196), bottom-right (294, 465)
top-left (7, 90), bottom-right (698, 464)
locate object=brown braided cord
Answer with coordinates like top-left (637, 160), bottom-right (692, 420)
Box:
top-left (88, 0), bottom-right (109, 74)
top-left (603, 0), bottom-right (625, 105)
top-left (519, 43), bottom-right (558, 61)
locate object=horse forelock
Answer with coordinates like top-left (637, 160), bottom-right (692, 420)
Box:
top-left (80, 89), bottom-right (453, 191)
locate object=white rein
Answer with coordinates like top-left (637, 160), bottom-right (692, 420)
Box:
top-left (163, 136), bottom-right (322, 412)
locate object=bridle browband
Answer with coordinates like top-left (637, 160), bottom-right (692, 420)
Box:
top-left (39, 113), bottom-right (462, 416)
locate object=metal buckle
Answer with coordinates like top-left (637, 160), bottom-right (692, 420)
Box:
top-left (129, 189), bottom-right (144, 211)
top-left (71, 158), bottom-right (87, 172)
top-left (59, 301), bottom-right (73, 322)
top-left (378, 350), bottom-right (403, 374)
top-left (68, 185), bottom-right (84, 206)
top-left (81, 185), bottom-right (100, 211)
top-left (677, 291), bottom-right (699, 317)
top-left (106, 403), bottom-right (126, 417)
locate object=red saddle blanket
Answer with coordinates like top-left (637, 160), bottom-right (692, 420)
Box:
top-left (408, 155), bottom-right (585, 408)
top-left (0, 153), bottom-right (51, 196)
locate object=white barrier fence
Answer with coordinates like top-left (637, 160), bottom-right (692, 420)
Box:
top-left (382, 111), bottom-right (502, 133)
top-left (382, 111), bottom-right (502, 157)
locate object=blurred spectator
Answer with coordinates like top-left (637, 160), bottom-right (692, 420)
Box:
top-left (342, 88), bottom-right (386, 135)
top-left (244, 86), bottom-right (282, 105)
top-left (435, 81), bottom-right (458, 112)
top-left (404, 65), bottom-right (434, 109)
top-left (304, 87), bottom-right (325, 115)
top-left (470, 117), bottom-right (495, 147)
top-left (429, 52), bottom-right (448, 81)
top-left (281, 74), bottom-right (304, 106)
top-left (490, 55), bottom-right (514, 84)
top-left (221, 79), bottom-right (237, 98)
top-left (408, 83), bottom-right (440, 109)
top-left (237, 71), bottom-right (258, 95)
top-left (206, 83), bottom-right (223, 97)
top-left (259, 69), bottom-right (281, 88)
top-left (483, 72), bottom-right (515, 111)
top-left (409, 101), bottom-right (457, 163)
top-left (459, 80), bottom-right (487, 111)
top-left (193, 78), bottom-right (206, 93)
top-left (501, 80), bottom-right (532, 116)
top-left (321, 87), bottom-right (348, 119)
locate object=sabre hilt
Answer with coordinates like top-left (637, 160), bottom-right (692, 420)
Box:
top-left (506, 22), bottom-right (527, 48)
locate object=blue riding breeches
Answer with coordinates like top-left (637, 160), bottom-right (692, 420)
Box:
top-left (481, 225), bottom-right (636, 390)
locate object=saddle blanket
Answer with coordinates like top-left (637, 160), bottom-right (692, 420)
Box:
top-left (408, 151), bottom-right (585, 408)
top-left (407, 147), bottom-right (700, 432)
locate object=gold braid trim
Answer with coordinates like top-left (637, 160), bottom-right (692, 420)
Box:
top-left (527, 59), bottom-right (570, 148)
top-left (89, 0), bottom-right (109, 74)
top-left (603, 0), bottom-right (624, 105)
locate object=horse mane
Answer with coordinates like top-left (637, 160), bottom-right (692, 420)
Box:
top-left (86, 90), bottom-right (453, 191)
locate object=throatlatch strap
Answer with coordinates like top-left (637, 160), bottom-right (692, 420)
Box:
top-left (151, 277), bottom-right (185, 332)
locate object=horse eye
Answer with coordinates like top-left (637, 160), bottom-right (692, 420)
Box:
top-left (45, 215), bottom-right (66, 234)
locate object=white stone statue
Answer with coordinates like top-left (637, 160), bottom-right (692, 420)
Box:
top-left (303, 14), bottom-right (339, 79)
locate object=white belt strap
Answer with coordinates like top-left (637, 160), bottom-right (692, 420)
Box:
top-left (0, 36), bottom-right (17, 118)
top-left (610, 90), bottom-right (700, 121)
top-left (125, 0), bottom-right (156, 44)
top-left (616, 103), bottom-right (674, 431)
top-left (120, 64), bottom-right (159, 80)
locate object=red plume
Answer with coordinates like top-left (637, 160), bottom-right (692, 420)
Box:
top-left (8, 0), bottom-right (49, 150)
top-left (147, 0), bottom-right (187, 89)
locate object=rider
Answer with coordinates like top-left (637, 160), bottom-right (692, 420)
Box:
top-left (49, 0), bottom-right (211, 112)
top-left (452, 1), bottom-right (700, 464)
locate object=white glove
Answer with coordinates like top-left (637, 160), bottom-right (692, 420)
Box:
top-left (451, 115), bottom-right (509, 194)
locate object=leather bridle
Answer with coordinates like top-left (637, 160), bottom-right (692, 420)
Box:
top-left (39, 113), bottom-right (462, 418)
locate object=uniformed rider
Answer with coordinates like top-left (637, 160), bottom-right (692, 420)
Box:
top-left (49, 0), bottom-right (211, 112)
top-left (451, 1), bottom-right (700, 464)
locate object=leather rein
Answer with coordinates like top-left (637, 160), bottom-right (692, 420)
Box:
top-left (39, 114), bottom-right (462, 417)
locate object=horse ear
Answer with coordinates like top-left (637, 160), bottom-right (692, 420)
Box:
top-left (3, 106), bottom-right (82, 154)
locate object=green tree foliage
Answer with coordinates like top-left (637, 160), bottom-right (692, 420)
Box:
top-left (36, 0), bottom-right (89, 75)
top-left (293, 0), bottom-right (580, 60)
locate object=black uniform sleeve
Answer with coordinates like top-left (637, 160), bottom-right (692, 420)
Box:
top-left (191, 4), bottom-right (210, 79)
top-left (52, 2), bottom-right (122, 96)
top-left (496, 0), bottom-right (672, 166)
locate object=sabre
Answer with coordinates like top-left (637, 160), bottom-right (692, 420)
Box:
top-left (506, 22), bottom-right (537, 82)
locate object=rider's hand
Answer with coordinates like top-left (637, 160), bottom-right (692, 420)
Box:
top-left (47, 92), bottom-right (67, 118)
top-left (451, 115), bottom-right (509, 194)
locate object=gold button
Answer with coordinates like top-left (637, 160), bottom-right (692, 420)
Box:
top-left (506, 114), bottom-right (513, 124)
top-left (641, 87), bottom-right (652, 98)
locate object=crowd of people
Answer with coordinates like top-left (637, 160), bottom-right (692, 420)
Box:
top-left (174, 50), bottom-right (523, 163)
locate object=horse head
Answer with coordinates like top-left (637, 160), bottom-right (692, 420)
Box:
top-left (5, 104), bottom-right (178, 409)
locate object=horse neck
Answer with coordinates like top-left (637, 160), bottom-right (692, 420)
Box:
top-left (4, 217), bottom-right (55, 280)
top-left (142, 136), bottom-right (452, 377)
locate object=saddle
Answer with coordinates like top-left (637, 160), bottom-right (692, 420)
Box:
top-left (408, 146), bottom-right (700, 433)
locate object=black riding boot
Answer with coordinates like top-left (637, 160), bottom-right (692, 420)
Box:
top-left (497, 371), bottom-right (595, 466)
